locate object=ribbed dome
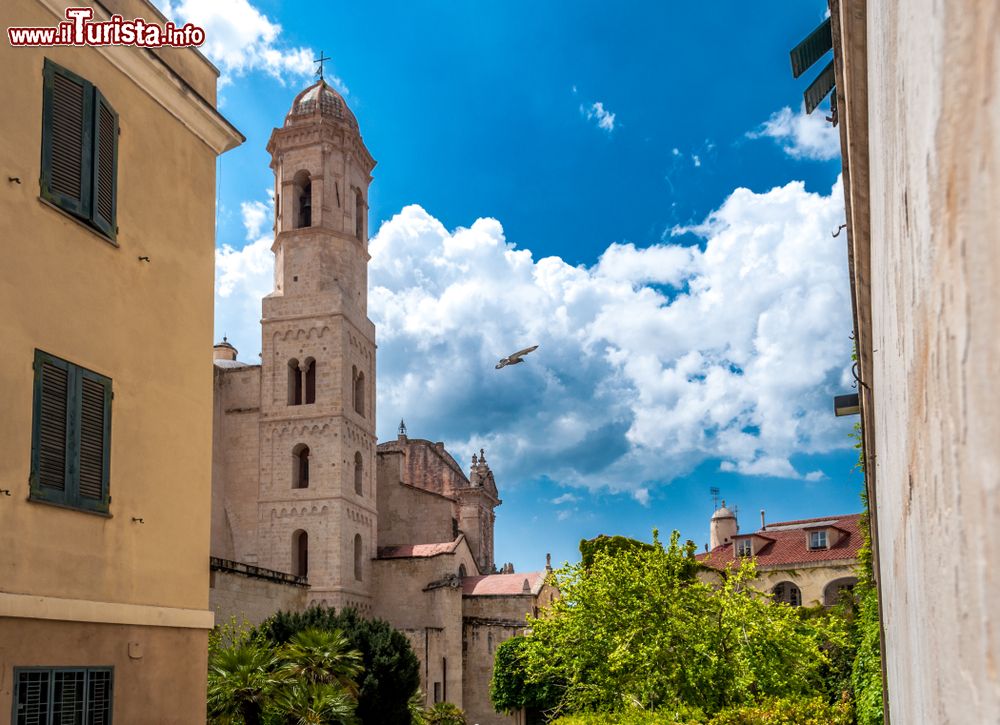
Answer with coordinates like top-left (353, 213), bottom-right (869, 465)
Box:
top-left (712, 505), bottom-right (736, 520)
top-left (286, 80), bottom-right (357, 129)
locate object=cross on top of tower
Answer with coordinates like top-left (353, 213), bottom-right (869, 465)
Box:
top-left (313, 52), bottom-right (331, 81)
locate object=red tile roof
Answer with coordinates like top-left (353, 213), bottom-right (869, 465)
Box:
top-left (697, 513), bottom-right (864, 570)
top-left (377, 539), bottom-right (461, 560)
top-left (462, 572), bottom-right (544, 596)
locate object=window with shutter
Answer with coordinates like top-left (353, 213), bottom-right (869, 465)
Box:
top-left (30, 350), bottom-right (112, 514)
top-left (40, 59), bottom-right (118, 241)
top-left (14, 668), bottom-right (113, 725)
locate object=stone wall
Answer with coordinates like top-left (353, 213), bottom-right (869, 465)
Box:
top-left (209, 560), bottom-right (308, 626)
top-left (841, 0), bottom-right (1000, 720)
top-left (377, 449), bottom-right (456, 548)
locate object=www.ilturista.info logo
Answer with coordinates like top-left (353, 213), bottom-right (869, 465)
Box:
top-left (8, 7), bottom-right (205, 48)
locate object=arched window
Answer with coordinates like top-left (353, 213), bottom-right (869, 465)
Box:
top-left (458, 563), bottom-right (467, 578)
top-left (304, 358), bottom-right (316, 404)
top-left (288, 358), bottom-right (301, 405)
top-left (354, 451), bottom-right (363, 495)
top-left (354, 534), bottom-right (363, 581)
top-left (294, 170), bottom-right (312, 229)
top-left (293, 444), bottom-right (310, 489)
top-left (354, 370), bottom-right (365, 416)
top-left (823, 577), bottom-right (859, 606)
top-left (355, 189), bottom-right (364, 240)
top-left (772, 581), bottom-right (802, 607)
top-left (293, 529), bottom-right (308, 578)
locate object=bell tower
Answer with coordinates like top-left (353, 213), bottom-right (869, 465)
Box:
top-left (256, 78), bottom-right (377, 613)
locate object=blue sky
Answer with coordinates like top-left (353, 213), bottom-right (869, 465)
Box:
top-left (172, 0), bottom-right (859, 572)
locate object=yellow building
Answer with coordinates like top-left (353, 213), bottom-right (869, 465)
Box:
top-left (0, 0), bottom-right (241, 721)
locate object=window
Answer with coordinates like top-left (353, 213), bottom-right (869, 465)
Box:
top-left (40, 59), bottom-right (118, 241)
top-left (433, 682), bottom-right (441, 704)
top-left (292, 444), bottom-right (309, 489)
top-left (293, 530), bottom-right (308, 578)
top-left (30, 350), bottom-right (111, 514)
top-left (354, 533), bottom-right (363, 581)
top-left (304, 358), bottom-right (316, 404)
top-left (14, 667), bottom-right (113, 725)
top-left (355, 188), bottom-right (364, 240)
top-left (287, 358), bottom-right (301, 405)
top-left (736, 538), bottom-right (753, 557)
top-left (458, 563), bottom-right (467, 578)
top-left (809, 530), bottom-right (828, 549)
top-left (823, 577), bottom-right (859, 606)
top-left (772, 581), bottom-right (802, 607)
top-left (354, 451), bottom-right (363, 495)
top-left (294, 170), bottom-right (312, 228)
top-left (352, 368), bottom-right (365, 416)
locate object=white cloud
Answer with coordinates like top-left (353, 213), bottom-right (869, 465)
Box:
top-left (581, 101), bottom-right (616, 132)
top-left (214, 194), bottom-right (275, 358)
top-left (692, 154), bottom-right (701, 167)
top-left (216, 178), bottom-right (852, 496)
top-left (161, 0), bottom-right (338, 87)
top-left (551, 493), bottom-right (579, 505)
top-left (748, 106), bottom-right (840, 161)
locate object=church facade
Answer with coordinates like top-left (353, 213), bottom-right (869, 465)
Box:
top-left (208, 78), bottom-right (554, 724)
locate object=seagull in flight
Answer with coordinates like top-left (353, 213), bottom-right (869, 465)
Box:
top-left (495, 345), bottom-right (539, 369)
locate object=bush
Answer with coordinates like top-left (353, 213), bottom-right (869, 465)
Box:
top-left (258, 606), bottom-right (421, 725)
top-left (424, 702), bottom-right (467, 725)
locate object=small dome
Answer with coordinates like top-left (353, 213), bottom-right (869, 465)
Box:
top-left (286, 80), bottom-right (357, 129)
top-left (712, 505), bottom-right (736, 520)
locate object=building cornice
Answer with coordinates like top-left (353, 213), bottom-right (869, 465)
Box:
top-left (0, 590), bottom-right (215, 629)
top-left (36, 0), bottom-right (244, 154)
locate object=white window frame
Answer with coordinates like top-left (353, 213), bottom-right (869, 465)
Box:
top-left (736, 538), bottom-right (753, 557)
top-left (809, 530), bottom-right (828, 549)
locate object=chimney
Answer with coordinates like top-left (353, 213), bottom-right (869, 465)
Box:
top-left (760, 509), bottom-right (766, 531)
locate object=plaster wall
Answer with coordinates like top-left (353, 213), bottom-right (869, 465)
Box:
top-left (863, 1), bottom-right (1000, 720)
top-left (0, 618), bottom-right (208, 725)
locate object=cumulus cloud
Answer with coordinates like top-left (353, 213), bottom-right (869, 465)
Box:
top-left (748, 106), bottom-right (840, 161)
top-left (214, 194), bottom-right (275, 357)
top-left (161, 0), bottom-right (338, 87)
top-left (216, 178), bottom-right (852, 496)
top-left (581, 101), bottom-right (616, 132)
top-left (551, 493), bottom-right (579, 505)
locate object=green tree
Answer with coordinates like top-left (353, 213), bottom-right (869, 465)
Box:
top-left (277, 628), bottom-right (363, 694)
top-left (270, 682), bottom-right (359, 725)
top-left (207, 640), bottom-right (280, 725)
top-left (492, 530), bottom-right (844, 718)
top-left (259, 606), bottom-right (421, 725)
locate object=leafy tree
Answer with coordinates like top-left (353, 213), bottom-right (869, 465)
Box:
top-left (490, 636), bottom-right (562, 714)
top-left (259, 606), bottom-right (421, 725)
top-left (492, 530), bottom-right (844, 717)
top-left (578, 535), bottom-right (655, 569)
top-left (277, 629), bottom-right (363, 694)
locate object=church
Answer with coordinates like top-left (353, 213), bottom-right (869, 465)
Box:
top-left (207, 76), bottom-right (555, 724)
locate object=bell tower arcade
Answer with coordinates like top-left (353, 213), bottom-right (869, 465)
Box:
top-left (257, 79), bottom-right (377, 612)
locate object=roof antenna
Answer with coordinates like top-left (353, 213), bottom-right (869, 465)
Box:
top-left (710, 486), bottom-right (720, 511)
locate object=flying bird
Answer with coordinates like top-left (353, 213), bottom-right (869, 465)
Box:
top-left (495, 345), bottom-right (539, 369)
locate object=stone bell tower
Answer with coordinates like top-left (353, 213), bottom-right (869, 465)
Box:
top-left (257, 77), bottom-right (377, 613)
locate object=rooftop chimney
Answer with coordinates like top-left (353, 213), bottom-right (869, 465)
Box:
top-left (760, 509), bottom-right (766, 531)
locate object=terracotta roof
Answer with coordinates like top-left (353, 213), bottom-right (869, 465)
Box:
top-left (377, 538), bottom-right (461, 560)
top-left (462, 572), bottom-right (545, 597)
top-left (697, 513), bottom-right (863, 570)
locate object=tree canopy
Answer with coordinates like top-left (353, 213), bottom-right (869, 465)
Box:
top-left (491, 530), bottom-right (848, 718)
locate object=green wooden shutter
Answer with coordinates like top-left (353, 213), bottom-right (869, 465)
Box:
top-left (77, 368), bottom-right (112, 511)
top-left (91, 90), bottom-right (118, 240)
top-left (40, 59), bottom-right (93, 219)
top-left (31, 351), bottom-right (71, 501)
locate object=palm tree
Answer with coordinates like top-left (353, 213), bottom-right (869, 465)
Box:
top-left (270, 682), bottom-right (359, 725)
top-left (277, 628), bottom-right (363, 694)
top-left (207, 641), bottom-right (279, 725)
